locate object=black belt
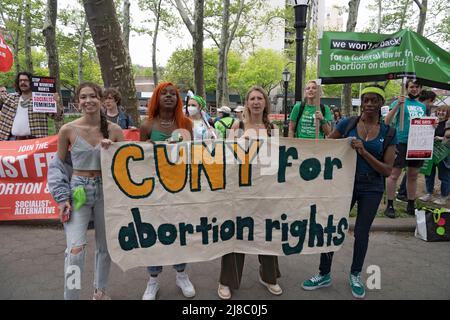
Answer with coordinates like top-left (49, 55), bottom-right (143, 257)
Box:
top-left (10, 135), bottom-right (35, 140)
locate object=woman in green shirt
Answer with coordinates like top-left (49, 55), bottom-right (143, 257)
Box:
top-left (288, 80), bottom-right (332, 139)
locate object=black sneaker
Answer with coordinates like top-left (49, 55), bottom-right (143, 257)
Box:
top-left (406, 204), bottom-right (416, 216)
top-left (384, 206), bottom-right (396, 219)
top-left (396, 194), bottom-right (407, 202)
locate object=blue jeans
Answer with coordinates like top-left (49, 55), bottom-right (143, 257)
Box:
top-left (319, 173), bottom-right (384, 275)
top-left (147, 264), bottom-right (186, 276)
top-left (63, 175), bottom-right (110, 300)
top-left (425, 158), bottom-right (450, 196)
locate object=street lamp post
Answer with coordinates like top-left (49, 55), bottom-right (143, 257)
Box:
top-left (282, 68), bottom-right (291, 137)
top-left (291, 0), bottom-right (309, 103)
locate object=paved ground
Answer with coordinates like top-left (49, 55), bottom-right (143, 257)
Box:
top-left (0, 223), bottom-right (449, 300)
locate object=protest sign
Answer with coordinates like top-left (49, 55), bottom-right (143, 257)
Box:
top-left (101, 138), bottom-right (356, 270)
top-left (406, 117), bottom-right (437, 160)
top-left (0, 136), bottom-right (59, 221)
top-left (319, 29), bottom-right (450, 90)
top-left (31, 76), bottom-right (57, 113)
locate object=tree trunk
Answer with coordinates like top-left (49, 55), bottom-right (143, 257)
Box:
top-left (152, 0), bottom-right (162, 86)
top-left (78, 16), bottom-right (87, 84)
top-left (414, 0), bottom-right (427, 35)
top-left (14, 7), bottom-right (24, 74)
top-left (216, 0), bottom-right (230, 108)
top-left (122, 0), bottom-right (130, 51)
top-left (24, 0), bottom-right (33, 73)
top-left (342, 0), bottom-right (360, 116)
top-left (174, 0), bottom-right (205, 98)
top-left (193, 0), bottom-right (205, 98)
top-left (377, 0), bottom-right (382, 33)
top-left (43, 0), bottom-right (64, 133)
top-left (83, 0), bottom-right (139, 124)
top-left (399, 0), bottom-right (410, 30)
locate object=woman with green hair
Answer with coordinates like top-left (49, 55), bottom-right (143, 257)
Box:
top-left (186, 94), bottom-right (216, 140)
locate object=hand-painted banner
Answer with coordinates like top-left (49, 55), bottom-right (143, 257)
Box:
top-left (0, 136), bottom-right (59, 221)
top-left (0, 129), bottom-right (139, 221)
top-left (101, 138), bottom-right (357, 271)
top-left (319, 29), bottom-right (450, 90)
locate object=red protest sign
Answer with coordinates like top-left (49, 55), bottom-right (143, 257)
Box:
top-left (0, 33), bottom-right (13, 72)
top-left (0, 136), bottom-right (59, 221)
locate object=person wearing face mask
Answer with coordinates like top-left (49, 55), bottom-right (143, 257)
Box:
top-left (288, 80), bottom-right (332, 139)
top-left (186, 94), bottom-right (215, 140)
top-left (384, 79), bottom-right (427, 218)
top-left (419, 105), bottom-right (450, 205)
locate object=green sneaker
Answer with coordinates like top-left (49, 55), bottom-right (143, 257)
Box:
top-left (301, 273), bottom-right (332, 290)
top-left (349, 272), bottom-right (365, 299)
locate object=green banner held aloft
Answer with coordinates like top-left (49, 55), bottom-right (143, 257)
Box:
top-left (319, 29), bottom-right (450, 90)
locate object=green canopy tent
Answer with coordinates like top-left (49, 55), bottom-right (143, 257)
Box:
top-left (319, 29), bottom-right (450, 90)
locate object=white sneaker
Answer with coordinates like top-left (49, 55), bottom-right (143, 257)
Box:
top-left (433, 196), bottom-right (447, 206)
top-left (176, 271), bottom-right (196, 298)
top-left (142, 277), bottom-right (159, 300)
top-left (419, 193), bottom-right (432, 202)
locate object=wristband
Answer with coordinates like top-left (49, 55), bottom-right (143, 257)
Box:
top-left (320, 119), bottom-right (327, 125)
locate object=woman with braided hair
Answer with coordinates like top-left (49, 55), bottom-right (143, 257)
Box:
top-left (54, 82), bottom-right (124, 299)
top-left (301, 85), bottom-right (397, 299)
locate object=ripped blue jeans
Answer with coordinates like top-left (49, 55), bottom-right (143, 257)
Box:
top-left (63, 175), bottom-right (110, 300)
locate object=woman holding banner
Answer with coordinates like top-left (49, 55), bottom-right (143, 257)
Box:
top-left (51, 82), bottom-right (124, 300)
top-left (139, 82), bottom-right (195, 300)
top-left (419, 105), bottom-right (450, 205)
top-left (217, 86), bottom-right (282, 300)
top-left (301, 85), bottom-right (397, 299)
top-left (288, 80), bottom-right (332, 139)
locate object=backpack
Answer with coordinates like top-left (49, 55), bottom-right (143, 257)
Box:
top-left (218, 118), bottom-right (235, 130)
top-left (343, 116), bottom-right (396, 156)
top-left (294, 101), bottom-right (326, 137)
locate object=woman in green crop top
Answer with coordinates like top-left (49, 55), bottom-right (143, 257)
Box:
top-left (140, 82), bottom-right (192, 143)
top-left (139, 82), bottom-right (195, 300)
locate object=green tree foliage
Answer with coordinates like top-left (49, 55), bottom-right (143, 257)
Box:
top-left (236, 49), bottom-right (286, 96)
top-left (162, 47), bottom-right (243, 94)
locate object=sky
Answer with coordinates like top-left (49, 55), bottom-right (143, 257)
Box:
top-left (58, 0), bottom-right (373, 68)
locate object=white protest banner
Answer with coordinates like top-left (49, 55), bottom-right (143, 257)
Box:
top-left (31, 76), bottom-right (57, 113)
top-left (406, 117), bottom-right (437, 160)
top-left (101, 137), bottom-right (356, 271)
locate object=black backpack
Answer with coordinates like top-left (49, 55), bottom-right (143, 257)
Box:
top-left (294, 101), bottom-right (326, 137)
top-left (343, 116), bottom-right (396, 156)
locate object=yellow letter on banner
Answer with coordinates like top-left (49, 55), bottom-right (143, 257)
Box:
top-left (111, 144), bottom-right (154, 198)
top-left (155, 144), bottom-right (188, 193)
top-left (228, 139), bottom-right (262, 186)
top-left (190, 142), bottom-right (225, 191)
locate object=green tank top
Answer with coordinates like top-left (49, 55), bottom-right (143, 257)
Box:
top-left (150, 129), bottom-right (171, 142)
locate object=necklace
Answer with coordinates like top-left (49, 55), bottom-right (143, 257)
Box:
top-left (159, 118), bottom-right (174, 128)
top-left (361, 119), bottom-right (379, 141)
